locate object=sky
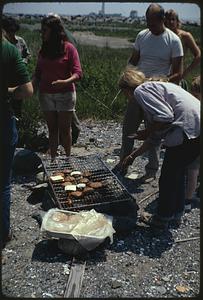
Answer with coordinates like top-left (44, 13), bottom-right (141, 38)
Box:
top-left (3, 2), bottom-right (201, 22)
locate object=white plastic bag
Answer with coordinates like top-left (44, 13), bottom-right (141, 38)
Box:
top-left (41, 208), bottom-right (116, 250)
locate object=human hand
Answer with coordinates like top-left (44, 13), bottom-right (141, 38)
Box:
top-left (51, 79), bottom-right (68, 88)
top-left (121, 154), bottom-right (134, 170)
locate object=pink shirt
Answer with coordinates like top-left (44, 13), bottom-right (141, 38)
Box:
top-left (35, 41), bottom-right (82, 93)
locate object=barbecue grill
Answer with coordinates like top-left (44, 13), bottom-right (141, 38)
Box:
top-left (42, 154), bottom-right (138, 216)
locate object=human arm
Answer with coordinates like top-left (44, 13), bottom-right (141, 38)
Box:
top-left (128, 48), bottom-right (140, 66)
top-left (167, 34), bottom-right (184, 84)
top-left (52, 43), bottom-right (82, 88)
top-left (31, 76), bottom-right (40, 94)
top-left (8, 82), bottom-right (33, 99)
top-left (128, 121), bottom-right (171, 140)
top-left (122, 121), bottom-right (171, 170)
top-left (168, 56), bottom-right (183, 84)
top-left (121, 140), bottom-right (152, 169)
top-left (51, 73), bottom-right (80, 88)
top-left (182, 32), bottom-right (201, 79)
top-left (20, 37), bottom-right (31, 64)
top-left (6, 42), bottom-right (33, 99)
top-left (31, 52), bottom-right (41, 93)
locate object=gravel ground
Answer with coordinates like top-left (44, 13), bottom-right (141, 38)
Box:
top-left (1, 119), bottom-right (200, 298)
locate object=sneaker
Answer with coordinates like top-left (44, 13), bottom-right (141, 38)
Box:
top-left (139, 212), bottom-right (169, 230)
top-left (185, 199), bottom-right (193, 212)
top-left (185, 197), bottom-right (200, 213)
top-left (184, 203), bottom-right (192, 213)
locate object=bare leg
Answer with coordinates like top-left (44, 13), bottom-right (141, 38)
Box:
top-left (44, 111), bottom-right (58, 161)
top-left (71, 111), bottom-right (81, 144)
top-left (58, 111), bottom-right (73, 157)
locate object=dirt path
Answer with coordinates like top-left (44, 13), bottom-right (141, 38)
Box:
top-left (73, 31), bottom-right (133, 48)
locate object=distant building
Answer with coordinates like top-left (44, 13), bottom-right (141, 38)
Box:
top-left (130, 10), bottom-right (138, 19)
top-left (99, 2), bottom-right (105, 16)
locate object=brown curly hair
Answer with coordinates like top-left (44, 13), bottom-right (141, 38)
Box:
top-left (40, 15), bottom-right (68, 59)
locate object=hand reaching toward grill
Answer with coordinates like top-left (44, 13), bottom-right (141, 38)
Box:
top-left (121, 154), bottom-right (135, 170)
top-left (121, 141), bottom-right (152, 170)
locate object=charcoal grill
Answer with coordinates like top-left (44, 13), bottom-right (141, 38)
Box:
top-left (42, 154), bottom-right (138, 215)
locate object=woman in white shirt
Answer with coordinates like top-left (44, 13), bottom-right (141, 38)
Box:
top-left (118, 65), bottom-right (200, 231)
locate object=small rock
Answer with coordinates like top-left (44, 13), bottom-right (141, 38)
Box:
top-left (97, 138), bottom-right (103, 143)
top-left (162, 276), bottom-right (171, 282)
top-left (111, 279), bottom-right (122, 289)
top-left (175, 285), bottom-right (190, 293)
top-left (31, 293), bottom-right (36, 298)
top-left (42, 292), bottom-right (54, 298)
top-left (156, 286), bottom-right (167, 294)
top-left (63, 265), bottom-right (70, 275)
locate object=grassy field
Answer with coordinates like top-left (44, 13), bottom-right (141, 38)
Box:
top-left (17, 23), bottom-right (200, 144)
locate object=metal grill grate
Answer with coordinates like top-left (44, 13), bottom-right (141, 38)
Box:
top-left (42, 155), bottom-right (135, 211)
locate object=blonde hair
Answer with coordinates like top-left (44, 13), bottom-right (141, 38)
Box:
top-left (118, 65), bottom-right (145, 89)
top-left (165, 9), bottom-right (181, 29)
top-left (191, 76), bottom-right (200, 94)
top-left (118, 65), bottom-right (168, 90)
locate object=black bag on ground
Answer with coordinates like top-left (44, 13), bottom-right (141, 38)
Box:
top-left (12, 149), bottom-right (42, 174)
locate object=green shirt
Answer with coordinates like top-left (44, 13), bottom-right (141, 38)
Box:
top-left (1, 39), bottom-right (30, 104)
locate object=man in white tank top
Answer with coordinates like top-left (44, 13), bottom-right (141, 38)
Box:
top-left (115, 3), bottom-right (183, 181)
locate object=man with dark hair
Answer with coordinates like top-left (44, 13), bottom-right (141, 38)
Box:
top-left (1, 30), bottom-right (33, 248)
top-left (2, 15), bottom-right (31, 64)
top-left (114, 3), bottom-right (183, 182)
top-left (2, 15), bottom-right (31, 118)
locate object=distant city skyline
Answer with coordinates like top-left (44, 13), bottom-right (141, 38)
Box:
top-left (3, 2), bottom-right (201, 22)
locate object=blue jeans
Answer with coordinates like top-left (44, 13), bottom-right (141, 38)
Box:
top-left (1, 115), bottom-right (18, 239)
top-left (157, 136), bottom-right (200, 220)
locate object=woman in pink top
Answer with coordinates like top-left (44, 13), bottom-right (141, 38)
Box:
top-left (33, 15), bottom-right (82, 161)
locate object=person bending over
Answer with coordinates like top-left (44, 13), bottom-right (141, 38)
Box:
top-left (118, 65), bottom-right (200, 231)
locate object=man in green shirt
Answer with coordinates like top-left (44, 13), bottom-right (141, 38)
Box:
top-left (1, 35), bottom-right (33, 248)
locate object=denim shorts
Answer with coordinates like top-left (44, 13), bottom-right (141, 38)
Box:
top-left (39, 91), bottom-right (76, 112)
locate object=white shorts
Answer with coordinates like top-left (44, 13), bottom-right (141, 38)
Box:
top-left (39, 91), bottom-right (76, 112)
